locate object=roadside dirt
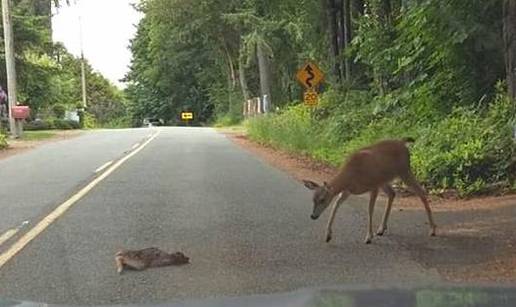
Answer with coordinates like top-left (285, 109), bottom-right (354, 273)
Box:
top-left (0, 130), bottom-right (82, 161)
top-left (224, 131), bottom-right (516, 283)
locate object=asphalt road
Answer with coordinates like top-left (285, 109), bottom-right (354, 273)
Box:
top-left (0, 129), bottom-right (153, 236)
top-left (0, 127), bottom-right (441, 305)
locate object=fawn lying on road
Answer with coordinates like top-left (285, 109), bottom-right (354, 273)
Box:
top-left (115, 248), bottom-right (189, 273)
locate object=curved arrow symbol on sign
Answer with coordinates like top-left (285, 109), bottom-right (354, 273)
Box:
top-left (305, 65), bottom-right (315, 88)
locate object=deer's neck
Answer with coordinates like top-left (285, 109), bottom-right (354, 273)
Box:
top-left (328, 171), bottom-right (349, 197)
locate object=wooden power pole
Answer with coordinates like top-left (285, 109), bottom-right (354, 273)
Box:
top-left (2, 0), bottom-right (18, 137)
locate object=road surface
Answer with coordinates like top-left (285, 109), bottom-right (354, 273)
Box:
top-left (0, 127), bottom-right (441, 305)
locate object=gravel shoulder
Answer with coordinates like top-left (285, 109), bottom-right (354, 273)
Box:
top-left (0, 130), bottom-right (83, 161)
top-left (223, 130), bottom-right (516, 283)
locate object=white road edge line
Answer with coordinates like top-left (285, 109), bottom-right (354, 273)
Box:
top-left (94, 161), bottom-right (113, 174)
top-left (0, 130), bottom-right (161, 269)
top-left (131, 143), bottom-right (140, 150)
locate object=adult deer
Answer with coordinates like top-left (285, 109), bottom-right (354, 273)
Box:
top-left (303, 138), bottom-right (436, 244)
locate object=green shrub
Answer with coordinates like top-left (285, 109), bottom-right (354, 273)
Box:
top-left (25, 119), bottom-right (55, 131)
top-left (0, 133), bottom-right (8, 150)
top-left (247, 105), bottom-right (320, 153)
top-left (98, 116), bottom-right (131, 129)
top-left (25, 118), bottom-right (81, 131)
top-left (53, 119), bottom-right (81, 130)
top-left (81, 112), bottom-right (97, 129)
top-left (214, 113), bottom-right (241, 127)
top-left (247, 87), bottom-right (515, 197)
top-left (52, 104), bottom-right (67, 119)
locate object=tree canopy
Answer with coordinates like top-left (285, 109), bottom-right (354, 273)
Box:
top-left (126, 0), bottom-right (515, 126)
top-left (1, 0), bottom-right (126, 127)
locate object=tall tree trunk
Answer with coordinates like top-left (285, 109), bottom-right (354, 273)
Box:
top-left (326, 0), bottom-right (341, 81)
top-left (339, 0), bottom-right (352, 81)
top-left (220, 37), bottom-right (237, 89)
top-left (256, 41), bottom-right (272, 112)
top-left (504, 0), bottom-right (516, 101)
top-left (380, 0), bottom-right (392, 23)
top-left (238, 55), bottom-right (250, 103)
top-left (352, 0), bottom-right (365, 16)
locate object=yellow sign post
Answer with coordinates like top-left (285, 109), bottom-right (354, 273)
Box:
top-left (303, 88), bottom-right (318, 107)
top-left (296, 61), bottom-right (324, 108)
top-left (296, 62), bottom-right (324, 89)
top-left (181, 112), bottom-right (193, 120)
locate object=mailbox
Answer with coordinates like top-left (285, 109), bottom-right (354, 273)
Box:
top-left (12, 106), bottom-right (30, 120)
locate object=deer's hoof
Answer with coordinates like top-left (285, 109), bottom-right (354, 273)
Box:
top-left (429, 228), bottom-right (436, 237)
top-left (364, 237), bottom-right (372, 244)
top-left (325, 234), bottom-right (332, 243)
top-left (376, 228), bottom-right (386, 236)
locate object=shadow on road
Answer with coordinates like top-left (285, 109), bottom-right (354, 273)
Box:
top-left (389, 203), bottom-right (516, 281)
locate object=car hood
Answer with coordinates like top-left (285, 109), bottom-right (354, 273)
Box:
top-left (1, 285), bottom-right (515, 307)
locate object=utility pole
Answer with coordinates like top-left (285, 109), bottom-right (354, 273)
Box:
top-left (79, 14), bottom-right (87, 108)
top-left (2, 0), bottom-right (18, 137)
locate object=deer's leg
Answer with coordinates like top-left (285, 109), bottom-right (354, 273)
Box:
top-left (115, 256), bottom-right (125, 274)
top-left (365, 189), bottom-right (379, 244)
top-left (377, 184), bottom-right (395, 236)
top-left (325, 191), bottom-right (350, 243)
top-left (402, 172), bottom-right (436, 236)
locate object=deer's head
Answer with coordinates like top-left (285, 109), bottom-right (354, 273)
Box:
top-left (303, 180), bottom-right (333, 220)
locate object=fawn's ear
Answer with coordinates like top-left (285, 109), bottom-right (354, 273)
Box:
top-left (302, 180), bottom-right (320, 190)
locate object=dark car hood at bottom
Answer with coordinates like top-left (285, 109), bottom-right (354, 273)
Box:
top-left (1, 285), bottom-right (515, 307)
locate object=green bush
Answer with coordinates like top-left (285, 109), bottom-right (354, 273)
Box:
top-left (0, 133), bottom-right (8, 150)
top-left (81, 112), bottom-right (97, 129)
top-left (247, 88), bottom-right (515, 197)
top-left (99, 116), bottom-right (132, 129)
top-left (214, 113), bottom-right (242, 127)
top-left (53, 119), bottom-right (81, 130)
top-left (247, 105), bottom-right (320, 153)
top-left (25, 119), bottom-right (81, 131)
top-left (25, 120), bottom-right (54, 131)
top-left (52, 104), bottom-right (67, 119)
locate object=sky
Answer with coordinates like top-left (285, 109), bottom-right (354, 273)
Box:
top-left (52, 0), bottom-right (142, 88)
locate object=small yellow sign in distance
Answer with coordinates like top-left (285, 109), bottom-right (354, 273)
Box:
top-left (296, 62), bottom-right (324, 89)
top-left (181, 112), bottom-right (193, 120)
top-left (303, 89), bottom-right (318, 107)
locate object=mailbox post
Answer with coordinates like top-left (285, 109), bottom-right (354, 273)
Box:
top-left (11, 105), bottom-right (30, 138)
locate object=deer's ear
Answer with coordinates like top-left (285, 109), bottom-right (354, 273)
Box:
top-left (302, 180), bottom-right (320, 190)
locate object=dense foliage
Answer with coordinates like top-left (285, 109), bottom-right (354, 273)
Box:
top-left (0, 0), bottom-right (127, 129)
top-left (127, 0), bottom-right (515, 196)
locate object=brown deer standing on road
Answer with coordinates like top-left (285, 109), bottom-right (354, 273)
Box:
top-left (303, 138), bottom-right (436, 244)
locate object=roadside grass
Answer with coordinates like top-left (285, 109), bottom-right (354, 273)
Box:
top-left (214, 123), bottom-right (246, 135)
top-left (22, 130), bottom-right (57, 141)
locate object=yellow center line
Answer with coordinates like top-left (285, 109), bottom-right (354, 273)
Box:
top-left (0, 130), bottom-right (161, 269)
top-left (94, 161), bottom-right (113, 173)
top-left (0, 229), bottom-right (18, 247)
